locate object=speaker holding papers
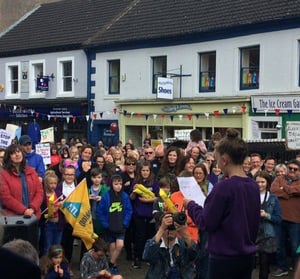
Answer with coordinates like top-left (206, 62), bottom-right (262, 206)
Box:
top-left (0, 215), bottom-right (39, 249)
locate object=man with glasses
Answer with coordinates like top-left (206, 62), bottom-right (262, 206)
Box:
top-left (143, 146), bottom-right (155, 162)
top-left (271, 159), bottom-right (300, 277)
top-left (143, 146), bottom-right (161, 178)
top-left (152, 144), bottom-right (165, 177)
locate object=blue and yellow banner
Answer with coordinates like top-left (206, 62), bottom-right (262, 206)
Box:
top-left (61, 178), bottom-right (96, 249)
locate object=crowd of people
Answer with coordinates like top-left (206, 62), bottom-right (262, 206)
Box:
top-left (0, 129), bottom-right (299, 279)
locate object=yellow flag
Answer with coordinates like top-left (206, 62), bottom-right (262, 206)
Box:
top-left (60, 178), bottom-right (95, 249)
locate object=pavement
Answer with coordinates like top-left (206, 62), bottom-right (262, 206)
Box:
top-left (71, 241), bottom-right (295, 279)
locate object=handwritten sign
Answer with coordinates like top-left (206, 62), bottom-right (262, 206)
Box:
top-left (36, 143), bottom-right (51, 165)
top-left (6, 124), bottom-right (21, 140)
top-left (174, 129), bottom-right (192, 141)
top-left (0, 129), bottom-right (13, 149)
top-left (40, 127), bottom-right (54, 143)
top-left (286, 121), bottom-right (300, 150)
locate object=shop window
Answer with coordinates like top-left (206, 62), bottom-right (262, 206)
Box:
top-left (152, 56), bottom-right (167, 93)
top-left (199, 51), bottom-right (216, 92)
top-left (252, 119), bottom-right (281, 139)
top-left (108, 60), bottom-right (120, 94)
top-left (240, 46), bottom-right (260, 90)
top-left (6, 63), bottom-right (19, 95)
top-left (257, 121), bottom-right (279, 139)
top-left (57, 57), bottom-right (73, 95)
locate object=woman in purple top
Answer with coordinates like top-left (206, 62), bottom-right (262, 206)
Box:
top-left (184, 128), bottom-right (260, 279)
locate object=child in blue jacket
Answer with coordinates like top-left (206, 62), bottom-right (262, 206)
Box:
top-left (96, 173), bottom-right (132, 274)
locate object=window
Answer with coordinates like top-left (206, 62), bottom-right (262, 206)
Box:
top-left (240, 46), bottom-right (260, 90)
top-left (6, 64), bottom-right (19, 94)
top-left (152, 56), bottom-right (167, 93)
top-left (62, 61), bottom-right (72, 92)
top-left (199, 51), bottom-right (216, 92)
top-left (251, 117), bottom-right (281, 139)
top-left (57, 58), bottom-right (73, 95)
top-left (30, 60), bottom-right (45, 94)
top-left (108, 60), bottom-right (120, 94)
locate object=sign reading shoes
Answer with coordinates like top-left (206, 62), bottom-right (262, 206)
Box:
top-left (157, 77), bottom-right (173, 100)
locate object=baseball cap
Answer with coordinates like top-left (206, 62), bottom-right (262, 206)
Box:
top-left (19, 135), bottom-right (32, 145)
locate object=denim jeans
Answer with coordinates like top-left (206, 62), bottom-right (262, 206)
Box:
top-left (43, 221), bottom-right (63, 255)
top-left (277, 220), bottom-right (300, 271)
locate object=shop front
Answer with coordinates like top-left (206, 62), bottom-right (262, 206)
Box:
top-left (115, 97), bottom-right (251, 147)
top-left (0, 100), bottom-right (88, 143)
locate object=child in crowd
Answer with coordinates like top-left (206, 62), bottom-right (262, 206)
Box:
top-left (40, 244), bottom-right (70, 279)
top-left (152, 176), bottom-right (172, 229)
top-left (40, 172), bottom-right (64, 255)
top-left (130, 160), bottom-right (159, 269)
top-left (97, 173), bottom-right (133, 275)
top-left (58, 165), bottom-right (77, 275)
top-left (63, 146), bottom-right (79, 169)
top-left (80, 238), bottom-right (123, 279)
top-left (185, 129), bottom-right (207, 157)
top-left (254, 171), bottom-right (281, 279)
top-left (89, 167), bottom-right (109, 237)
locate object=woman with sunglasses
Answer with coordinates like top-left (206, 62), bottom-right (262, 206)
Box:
top-left (121, 156), bottom-right (137, 261)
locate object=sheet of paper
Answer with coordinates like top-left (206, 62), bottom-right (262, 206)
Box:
top-left (177, 176), bottom-right (206, 207)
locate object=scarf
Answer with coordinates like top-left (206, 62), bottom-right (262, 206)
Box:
top-left (20, 172), bottom-right (29, 207)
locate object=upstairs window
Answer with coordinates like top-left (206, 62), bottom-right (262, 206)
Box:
top-left (57, 58), bottom-right (73, 95)
top-left (199, 51), bottom-right (216, 92)
top-left (152, 56), bottom-right (167, 93)
top-left (62, 61), bottom-right (72, 92)
top-left (108, 60), bottom-right (120, 94)
top-left (7, 64), bottom-right (19, 94)
top-left (30, 61), bottom-right (45, 94)
top-left (240, 46), bottom-right (260, 90)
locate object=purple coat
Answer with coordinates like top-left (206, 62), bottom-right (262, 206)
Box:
top-left (187, 176), bottom-right (260, 258)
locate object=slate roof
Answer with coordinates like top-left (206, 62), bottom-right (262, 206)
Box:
top-left (1, 0), bottom-right (300, 56)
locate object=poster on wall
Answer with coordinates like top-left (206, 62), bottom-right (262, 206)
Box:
top-left (286, 121), bottom-right (300, 150)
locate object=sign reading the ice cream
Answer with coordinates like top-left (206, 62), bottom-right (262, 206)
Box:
top-left (251, 95), bottom-right (300, 113)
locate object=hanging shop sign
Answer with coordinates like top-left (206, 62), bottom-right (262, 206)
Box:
top-left (157, 77), bottom-right (173, 100)
top-left (36, 76), bottom-right (49, 91)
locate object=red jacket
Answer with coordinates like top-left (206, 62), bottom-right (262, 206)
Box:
top-left (0, 166), bottom-right (43, 218)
